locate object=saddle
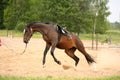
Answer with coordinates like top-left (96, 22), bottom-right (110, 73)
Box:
top-left (57, 25), bottom-right (71, 39)
top-left (44, 23), bottom-right (70, 37)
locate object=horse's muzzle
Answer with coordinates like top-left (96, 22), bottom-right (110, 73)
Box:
top-left (24, 39), bottom-right (28, 44)
top-left (24, 40), bottom-right (28, 44)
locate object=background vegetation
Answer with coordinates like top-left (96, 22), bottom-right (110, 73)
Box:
top-left (0, 0), bottom-right (111, 34)
top-left (0, 0), bottom-right (120, 44)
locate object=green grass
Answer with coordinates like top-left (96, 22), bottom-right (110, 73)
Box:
top-left (0, 30), bottom-right (42, 38)
top-left (0, 30), bottom-right (23, 37)
top-left (105, 30), bottom-right (120, 44)
top-left (0, 30), bottom-right (8, 36)
top-left (0, 75), bottom-right (120, 80)
top-left (79, 30), bottom-right (120, 44)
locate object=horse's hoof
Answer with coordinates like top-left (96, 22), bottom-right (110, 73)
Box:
top-left (57, 61), bottom-right (61, 65)
top-left (75, 58), bottom-right (79, 66)
top-left (75, 62), bottom-right (78, 66)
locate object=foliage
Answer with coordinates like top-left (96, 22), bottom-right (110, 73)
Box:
top-left (0, 0), bottom-right (9, 29)
top-left (15, 22), bottom-right (26, 32)
top-left (91, 0), bottom-right (110, 34)
top-left (3, 0), bottom-right (110, 34)
top-left (4, 0), bottom-right (30, 30)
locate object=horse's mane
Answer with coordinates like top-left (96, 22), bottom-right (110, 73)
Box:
top-left (44, 22), bottom-right (50, 24)
top-left (26, 22), bottom-right (52, 28)
top-left (26, 22), bottom-right (37, 28)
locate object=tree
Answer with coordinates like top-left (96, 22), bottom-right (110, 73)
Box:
top-left (74, 0), bottom-right (94, 34)
top-left (39, 0), bottom-right (94, 34)
top-left (3, 0), bottom-right (110, 33)
top-left (0, 0), bottom-right (9, 29)
top-left (4, 0), bottom-right (30, 30)
top-left (91, 0), bottom-right (110, 34)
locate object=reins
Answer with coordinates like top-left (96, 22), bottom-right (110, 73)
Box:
top-left (21, 43), bottom-right (27, 55)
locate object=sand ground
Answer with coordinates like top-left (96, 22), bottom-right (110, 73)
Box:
top-left (0, 37), bottom-right (120, 78)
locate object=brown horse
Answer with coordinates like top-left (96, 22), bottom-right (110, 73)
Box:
top-left (23, 22), bottom-right (95, 66)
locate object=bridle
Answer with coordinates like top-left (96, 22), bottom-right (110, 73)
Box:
top-left (21, 27), bottom-right (33, 54)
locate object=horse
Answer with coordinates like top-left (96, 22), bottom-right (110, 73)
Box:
top-left (23, 22), bottom-right (95, 66)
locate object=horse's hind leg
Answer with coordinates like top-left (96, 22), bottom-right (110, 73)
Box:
top-left (76, 39), bottom-right (95, 64)
top-left (65, 47), bottom-right (79, 66)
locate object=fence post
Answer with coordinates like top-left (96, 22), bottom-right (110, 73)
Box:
top-left (96, 33), bottom-right (98, 50)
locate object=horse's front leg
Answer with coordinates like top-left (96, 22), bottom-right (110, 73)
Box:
top-left (51, 42), bottom-right (61, 65)
top-left (43, 43), bottom-right (50, 66)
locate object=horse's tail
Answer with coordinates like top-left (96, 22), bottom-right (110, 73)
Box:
top-left (75, 36), bottom-right (95, 64)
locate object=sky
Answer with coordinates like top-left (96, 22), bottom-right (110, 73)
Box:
top-left (107, 0), bottom-right (120, 22)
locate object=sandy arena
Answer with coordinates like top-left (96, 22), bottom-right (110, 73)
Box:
top-left (0, 37), bottom-right (120, 78)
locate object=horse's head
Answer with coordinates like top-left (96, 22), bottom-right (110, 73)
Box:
top-left (23, 22), bottom-right (35, 44)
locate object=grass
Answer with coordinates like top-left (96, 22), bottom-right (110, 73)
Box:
top-left (79, 30), bottom-right (120, 44)
top-left (0, 30), bottom-right (120, 44)
top-left (0, 75), bottom-right (120, 80)
top-left (0, 30), bottom-right (42, 38)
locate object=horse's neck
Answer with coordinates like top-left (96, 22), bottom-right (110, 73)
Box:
top-left (33, 24), bottom-right (48, 35)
